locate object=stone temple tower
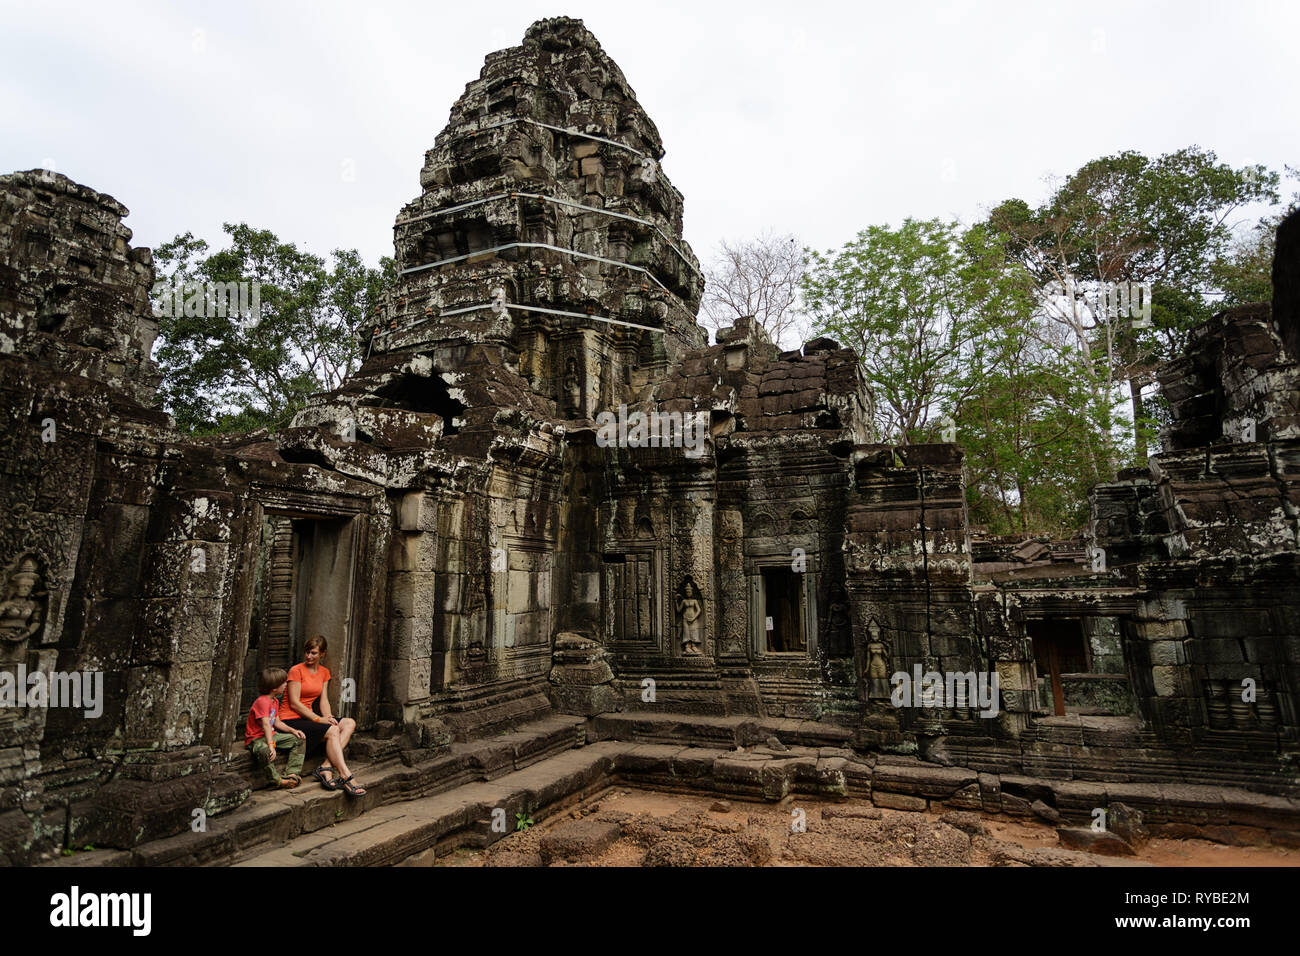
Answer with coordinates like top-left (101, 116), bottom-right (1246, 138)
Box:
top-left (372, 15), bottom-right (706, 422)
top-left (276, 16), bottom-right (719, 738)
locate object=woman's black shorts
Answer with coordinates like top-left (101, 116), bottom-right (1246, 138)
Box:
top-left (282, 702), bottom-right (335, 755)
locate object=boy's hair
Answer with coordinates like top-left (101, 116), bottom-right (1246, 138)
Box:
top-left (258, 667), bottom-right (288, 695)
top-left (304, 635), bottom-right (328, 656)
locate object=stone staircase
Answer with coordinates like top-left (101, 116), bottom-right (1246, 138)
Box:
top-left (45, 714), bottom-right (588, 867)
top-left (43, 711), bottom-right (1300, 866)
top-left (234, 743), bottom-right (620, 867)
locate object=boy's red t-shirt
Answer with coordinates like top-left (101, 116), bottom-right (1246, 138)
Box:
top-left (282, 663), bottom-right (331, 720)
top-left (244, 694), bottom-right (280, 746)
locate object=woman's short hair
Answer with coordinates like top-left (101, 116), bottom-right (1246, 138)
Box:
top-left (304, 635), bottom-right (328, 656)
top-left (258, 667), bottom-right (288, 694)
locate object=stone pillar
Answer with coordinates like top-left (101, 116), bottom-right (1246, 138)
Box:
top-left (386, 491), bottom-right (436, 726)
top-left (1131, 596), bottom-right (1196, 734)
top-left (715, 509), bottom-right (747, 659)
top-left (670, 489), bottom-right (714, 658)
top-left (127, 490), bottom-right (234, 749)
top-left (715, 507), bottom-right (761, 715)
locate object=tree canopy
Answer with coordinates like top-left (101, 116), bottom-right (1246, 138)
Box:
top-left (798, 147), bottom-right (1288, 534)
top-left (150, 224), bottom-right (392, 434)
top-left (986, 147), bottom-right (1279, 459)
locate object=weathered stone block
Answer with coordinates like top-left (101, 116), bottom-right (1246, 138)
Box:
top-left (1055, 826), bottom-right (1137, 856)
top-left (390, 571), bottom-right (436, 619)
top-left (873, 791), bottom-right (927, 811)
top-left (1149, 640), bottom-right (1185, 666)
top-left (389, 615), bottom-right (433, 660)
top-left (385, 658), bottom-right (432, 705)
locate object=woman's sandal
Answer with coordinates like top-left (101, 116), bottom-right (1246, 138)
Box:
top-left (313, 765), bottom-right (341, 790)
top-left (339, 775), bottom-right (367, 797)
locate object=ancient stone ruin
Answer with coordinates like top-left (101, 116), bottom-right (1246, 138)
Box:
top-left (1, 17), bottom-right (1297, 865)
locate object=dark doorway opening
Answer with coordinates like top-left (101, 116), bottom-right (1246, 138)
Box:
top-left (239, 514), bottom-right (360, 741)
top-left (762, 567), bottom-right (804, 653)
top-left (1029, 618), bottom-right (1088, 716)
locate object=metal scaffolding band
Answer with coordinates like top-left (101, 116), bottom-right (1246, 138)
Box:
top-left (393, 190), bottom-right (700, 278)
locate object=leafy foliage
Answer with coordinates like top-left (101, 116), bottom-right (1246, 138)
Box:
top-left (151, 224), bottom-right (393, 434)
top-left (800, 148), bottom-right (1286, 533)
top-left (1212, 165), bottom-right (1300, 307)
top-left (987, 147), bottom-right (1279, 461)
top-left (803, 219), bottom-right (1109, 533)
top-left (803, 218), bottom-right (993, 442)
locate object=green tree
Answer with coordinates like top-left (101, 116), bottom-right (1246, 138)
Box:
top-left (803, 218), bottom-right (996, 443)
top-left (957, 307), bottom-right (1105, 535)
top-left (952, 227), bottom-right (1105, 533)
top-left (151, 225), bottom-right (392, 434)
top-left (988, 147), bottom-right (1279, 462)
top-left (804, 219), bottom-right (1114, 533)
top-left (1212, 165), bottom-right (1299, 307)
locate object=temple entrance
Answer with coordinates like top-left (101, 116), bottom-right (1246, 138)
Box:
top-left (761, 567), bottom-right (805, 653)
top-left (240, 514), bottom-right (361, 733)
top-left (1028, 618), bottom-right (1088, 716)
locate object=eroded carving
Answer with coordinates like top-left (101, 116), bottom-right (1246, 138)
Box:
top-left (677, 576), bottom-right (704, 656)
top-left (0, 553), bottom-right (45, 658)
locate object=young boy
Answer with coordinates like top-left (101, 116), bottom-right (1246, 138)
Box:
top-left (245, 667), bottom-right (307, 788)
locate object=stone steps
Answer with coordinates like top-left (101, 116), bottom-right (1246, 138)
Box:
top-left (233, 744), bottom-right (621, 867)
top-left (590, 711), bottom-right (856, 750)
top-left (39, 714), bottom-right (588, 867)
top-left (43, 710), bottom-right (1300, 866)
top-left (225, 740), bottom-right (1300, 866)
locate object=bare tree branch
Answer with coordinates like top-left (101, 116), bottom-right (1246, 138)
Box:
top-left (700, 231), bottom-right (807, 348)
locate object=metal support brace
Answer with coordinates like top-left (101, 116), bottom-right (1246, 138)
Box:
top-left (396, 240), bottom-right (696, 326)
top-left (393, 190), bottom-right (700, 279)
top-left (375, 300), bottom-right (665, 339)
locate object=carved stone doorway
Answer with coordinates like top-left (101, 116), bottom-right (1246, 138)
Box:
top-left (240, 514), bottom-right (361, 729)
top-left (1029, 618), bottom-right (1088, 716)
top-left (760, 567), bottom-right (806, 654)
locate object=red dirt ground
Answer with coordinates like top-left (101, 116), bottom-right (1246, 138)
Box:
top-left (441, 786), bottom-right (1300, 867)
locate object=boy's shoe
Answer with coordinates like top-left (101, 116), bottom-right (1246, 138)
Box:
top-left (278, 774), bottom-right (301, 789)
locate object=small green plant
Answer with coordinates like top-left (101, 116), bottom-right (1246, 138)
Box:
top-left (514, 812), bottom-right (534, 831)
top-left (61, 848), bottom-right (74, 857)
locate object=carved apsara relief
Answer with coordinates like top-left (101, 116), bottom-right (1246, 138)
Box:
top-left (0, 553), bottom-right (46, 661)
top-left (676, 576), bottom-right (704, 656)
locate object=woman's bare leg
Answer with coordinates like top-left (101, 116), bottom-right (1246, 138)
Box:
top-left (322, 726), bottom-right (351, 782)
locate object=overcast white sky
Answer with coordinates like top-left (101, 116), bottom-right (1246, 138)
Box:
top-left (2, 0), bottom-right (1295, 270)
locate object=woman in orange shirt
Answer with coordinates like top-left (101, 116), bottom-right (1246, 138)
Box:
top-left (281, 635), bottom-right (367, 796)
